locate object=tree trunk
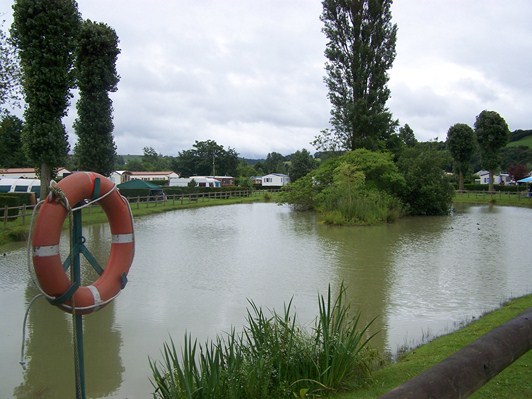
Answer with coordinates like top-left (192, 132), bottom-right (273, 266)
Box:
top-left (488, 169), bottom-right (495, 193)
top-left (39, 163), bottom-right (52, 200)
top-left (458, 172), bottom-right (464, 191)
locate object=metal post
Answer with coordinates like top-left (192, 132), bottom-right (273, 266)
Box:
top-left (72, 208), bottom-right (86, 399)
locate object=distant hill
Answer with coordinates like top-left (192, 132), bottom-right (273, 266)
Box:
top-left (508, 129), bottom-right (532, 148)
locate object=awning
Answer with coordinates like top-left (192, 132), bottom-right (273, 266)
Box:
top-left (517, 176), bottom-right (532, 183)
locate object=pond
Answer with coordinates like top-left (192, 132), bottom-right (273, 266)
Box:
top-left (0, 202), bottom-right (530, 398)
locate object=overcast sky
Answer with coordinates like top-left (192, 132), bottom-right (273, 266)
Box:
top-left (2, 1), bottom-right (531, 158)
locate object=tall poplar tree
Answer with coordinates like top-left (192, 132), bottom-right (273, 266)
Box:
top-left (447, 123), bottom-right (476, 191)
top-left (0, 20), bottom-right (20, 115)
top-left (474, 110), bottom-right (510, 193)
top-left (315, 0), bottom-right (397, 152)
top-left (11, 0), bottom-right (81, 197)
top-left (73, 20), bottom-right (120, 176)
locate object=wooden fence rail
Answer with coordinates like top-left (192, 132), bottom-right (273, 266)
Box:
top-left (2, 189), bottom-right (259, 227)
top-left (2, 204), bottom-right (34, 227)
top-left (456, 190), bottom-right (532, 199)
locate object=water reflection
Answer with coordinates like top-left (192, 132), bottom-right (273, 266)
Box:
top-left (11, 225), bottom-right (123, 398)
top-left (385, 205), bottom-right (531, 351)
top-left (313, 223), bottom-right (398, 350)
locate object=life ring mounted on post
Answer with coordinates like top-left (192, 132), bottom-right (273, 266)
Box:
top-left (31, 172), bottom-right (135, 315)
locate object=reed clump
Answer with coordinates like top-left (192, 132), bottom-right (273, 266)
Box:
top-left (150, 285), bottom-right (377, 398)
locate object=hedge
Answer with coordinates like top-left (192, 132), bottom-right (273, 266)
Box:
top-left (0, 194), bottom-right (22, 218)
top-left (461, 184), bottom-right (528, 192)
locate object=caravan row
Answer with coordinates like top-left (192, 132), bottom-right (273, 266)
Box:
top-left (0, 178), bottom-right (41, 199)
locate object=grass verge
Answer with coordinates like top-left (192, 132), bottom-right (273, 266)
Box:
top-left (333, 294), bottom-right (532, 399)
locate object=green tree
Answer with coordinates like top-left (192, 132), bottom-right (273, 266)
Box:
top-left (397, 146), bottom-right (454, 216)
top-left (500, 146), bottom-right (532, 171)
top-left (11, 0), bottom-right (81, 197)
top-left (0, 20), bottom-right (20, 115)
top-left (288, 149), bottom-right (318, 182)
top-left (73, 20), bottom-right (120, 176)
top-left (236, 159), bottom-right (257, 178)
top-left (446, 123), bottom-right (476, 191)
top-left (141, 146), bottom-right (172, 171)
top-left (278, 174), bottom-right (319, 211)
top-left (474, 110), bottom-right (510, 193)
top-left (314, 0), bottom-right (397, 152)
top-left (125, 157), bottom-right (144, 171)
top-left (252, 161), bottom-right (265, 176)
top-left (0, 115), bottom-right (28, 167)
top-left (173, 140), bottom-right (239, 177)
top-left (280, 149), bottom-right (405, 223)
top-left (399, 124), bottom-right (417, 147)
top-left (263, 152), bottom-right (287, 174)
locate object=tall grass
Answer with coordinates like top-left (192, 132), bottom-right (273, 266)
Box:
top-left (321, 189), bottom-right (402, 225)
top-left (150, 285), bottom-right (377, 398)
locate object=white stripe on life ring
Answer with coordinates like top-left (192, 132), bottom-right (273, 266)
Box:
top-left (112, 233), bottom-right (134, 244)
top-left (33, 245), bottom-right (60, 257)
top-left (87, 285), bottom-right (103, 306)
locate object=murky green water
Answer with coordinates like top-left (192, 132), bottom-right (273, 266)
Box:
top-left (1, 203), bottom-right (530, 398)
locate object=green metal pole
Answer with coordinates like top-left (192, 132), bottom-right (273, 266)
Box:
top-left (72, 208), bottom-right (86, 399)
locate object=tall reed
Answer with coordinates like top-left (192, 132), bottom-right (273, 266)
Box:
top-left (150, 284), bottom-right (377, 398)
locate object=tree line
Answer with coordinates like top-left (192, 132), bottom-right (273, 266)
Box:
top-left (1, 0), bottom-right (530, 207)
top-left (116, 141), bottom-right (318, 187)
top-left (0, 0), bottom-right (120, 198)
top-left (278, 0), bottom-right (530, 224)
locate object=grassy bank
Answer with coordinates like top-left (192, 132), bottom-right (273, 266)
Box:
top-left (2, 191), bottom-right (529, 248)
top-left (0, 192), bottom-right (273, 248)
top-left (333, 294), bottom-right (532, 399)
top-left (453, 191), bottom-right (532, 208)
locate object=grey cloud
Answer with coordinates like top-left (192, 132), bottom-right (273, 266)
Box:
top-left (2, 0), bottom-right (531, 157)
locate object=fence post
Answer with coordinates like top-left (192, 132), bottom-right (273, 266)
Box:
top-left (3, 205), bottom-right (7, 227)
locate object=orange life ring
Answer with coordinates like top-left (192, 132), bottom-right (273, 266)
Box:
top-left (32, 172), bottom-right (134, 314)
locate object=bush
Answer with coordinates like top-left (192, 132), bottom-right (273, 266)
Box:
top-left (278, 175), bottom-right (317, 211)
top-left (397, 147), bottom-right (454, 216)
top-left (279, 149), bottom-right (406, 224)
top-left (150, 285), bottom-right (377, 399)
